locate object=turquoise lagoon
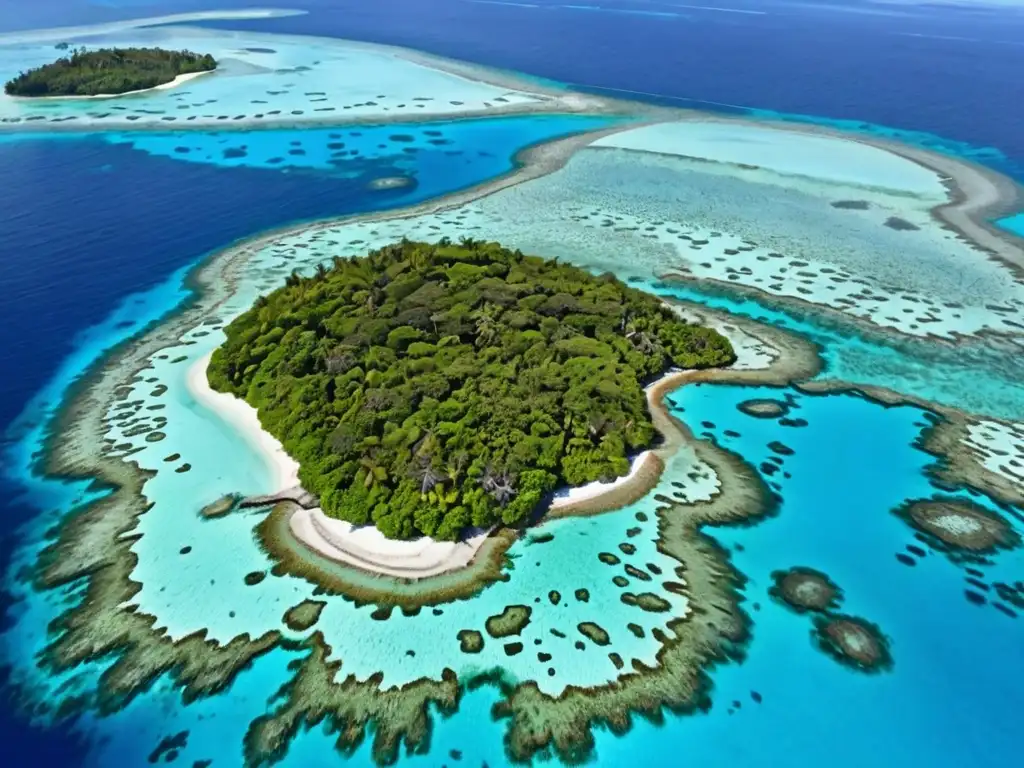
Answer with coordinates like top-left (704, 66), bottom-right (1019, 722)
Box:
top-left (2, 31), bottom-right (1023, 768)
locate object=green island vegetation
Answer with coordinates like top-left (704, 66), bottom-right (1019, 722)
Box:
top-left (4, 47), bottom-right (217, 97)
top-left (209, 239), bottom-right (734, 540)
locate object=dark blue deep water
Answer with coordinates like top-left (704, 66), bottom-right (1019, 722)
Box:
top-left (1, 1), bottom-right (1022, 764)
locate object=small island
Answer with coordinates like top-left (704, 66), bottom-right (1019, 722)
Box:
top-left (4, 47), bottom-right (217, 98)
top-left (208, 238), bottom-right (734, 541)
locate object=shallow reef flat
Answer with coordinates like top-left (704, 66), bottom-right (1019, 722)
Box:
top-left (6, 94), bottom-right (1024, 766)
top-left (220, 116), bottom-right (1024, 497)
top-left (0, 25), bottom-right (610, 131)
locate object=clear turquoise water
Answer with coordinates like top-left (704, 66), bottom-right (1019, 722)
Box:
top-left (103, 115), bottom-right (623, 174)
top-left (649, 280), bottom-right (1024, 422)
top-left (35, 384), bottom-right (1022, 768)
top-left (998, 213), bottom-right (1024, 237)
top-left (632, 385), bottom-right (1023, 768)
top-left (2, 69), bottom-right (1023, 768)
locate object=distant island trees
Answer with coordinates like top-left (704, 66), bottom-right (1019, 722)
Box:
top-left (208, 239), bottom-right (735, 540)
top-left (4, 47), bottom-right (217, 97)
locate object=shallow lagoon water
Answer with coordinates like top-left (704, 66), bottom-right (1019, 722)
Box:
top-left (0, 26), bottom-right (549, 129)
top-left (1, 12), bottom-right (1024, 768)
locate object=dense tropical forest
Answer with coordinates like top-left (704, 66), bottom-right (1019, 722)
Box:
top-left (209, 240), bottom-right (734, 540)
top-left (4, 47), bottom-right (216, 97)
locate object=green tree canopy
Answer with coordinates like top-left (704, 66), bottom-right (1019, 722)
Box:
top-left (209, 239), bottom-right (734, 540)
top-left (4, 47), bottom-right (217, 97)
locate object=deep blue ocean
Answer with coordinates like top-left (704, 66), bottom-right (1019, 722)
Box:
top-left (1, 0), bottom-right (1023, 764)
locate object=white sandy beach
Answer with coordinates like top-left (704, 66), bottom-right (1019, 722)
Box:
top-left (186, 351), bottom-right (688, 577)
top-left (289, 507), bottom-right (492, 579)
top-left (549, 450), bottom-right (655, 509)
top-left (186, 352), bottom-right (300, 493)
top-left (13, 69), bottom-right (214, 101)
top-left (187, 352), bottom-right (493, 578)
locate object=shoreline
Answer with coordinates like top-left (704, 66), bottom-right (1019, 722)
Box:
top-left (11, 34), bottom-right (1024, 762)
top-left (9, 69), bottom-right (215, 101)
top-left (0, 26), bottom-right (649, 134)
top-left (288, 507), bottom-right (493, 580)
top-left (185, 352), bottom-right (299, 493)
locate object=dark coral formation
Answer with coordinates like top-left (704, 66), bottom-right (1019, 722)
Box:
top-left (485, 605), bottom-right (532, 638)
top-left (245, 634), bottom-right (459, 765)
top-left (283, 600), bottom-right (327, 631)
top-left (812, 615), bottom-right (892, 673)
top-left (199, 493), bottom-right (239, 519)
top-left (770, 567), bottom-right (891, 674)
top-left (577, 622), bottom-right (610, 646)
top-left (457, 629), bottom-right (484, 654)
top-left (769, 567), bottom-right (842, 614)
top-left (737, 399), bottom-right (788, 418)
top-left (893, 497), bottom-right (1020, 558)
top-left (620, 592), bottom-right (671, 612)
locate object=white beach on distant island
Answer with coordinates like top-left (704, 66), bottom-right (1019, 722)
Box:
top-left (12, 69), bottom-right (213, 101)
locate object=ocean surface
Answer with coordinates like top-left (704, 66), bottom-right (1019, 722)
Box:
top-left (1, 1), bottom-right (1022, 766)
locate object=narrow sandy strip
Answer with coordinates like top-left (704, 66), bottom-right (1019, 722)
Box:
top-left (11, 70), bottom-right (215, 101)
top-left (549, 450), bottom-right (655, 509)
top-left (289, 508), bottom-right (492, 579)
top-left (186, 352), bottom-right (299, 492)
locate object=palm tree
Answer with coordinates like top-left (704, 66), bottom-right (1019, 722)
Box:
top-left (409, 456), bottom-right (444, 495)
top-left (480, 466), bottom-right (517, 506)
top-left (472, 305), bottom-right (501, 347)
top-left (446, 451), bottom-right (470, 484)
top-left (359, 454), bottom-right (388, 489)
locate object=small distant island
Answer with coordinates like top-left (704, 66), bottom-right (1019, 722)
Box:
top-left (4, 47), bottom-right (217, 97)
top-left (208, 238), bottom-right (734, 540)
